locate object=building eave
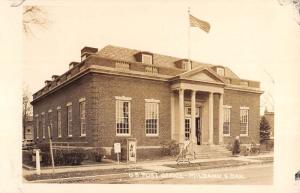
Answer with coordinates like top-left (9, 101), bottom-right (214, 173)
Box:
top-left (31, 65), bottom-right (173, 104)
top-left (225, 85), bottom-right (264, 94)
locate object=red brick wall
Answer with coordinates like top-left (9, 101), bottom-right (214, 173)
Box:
top-left (32, 74), bottom-right (96, 146)
top-left (90, 73), bottom-right (172, 148)
top-left (223, 89), bottom-right (261, 144)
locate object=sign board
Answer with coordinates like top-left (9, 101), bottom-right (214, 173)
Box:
top-left (127, 139), bottom-right (137, 162)
top-left (114, 143), bottom-right (121, 153)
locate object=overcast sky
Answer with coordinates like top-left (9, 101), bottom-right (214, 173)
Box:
top-left (22, 0), bottom-right (300, 113)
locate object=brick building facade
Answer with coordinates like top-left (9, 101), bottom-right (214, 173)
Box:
top-left (31, 45), bottom-right (263, 159)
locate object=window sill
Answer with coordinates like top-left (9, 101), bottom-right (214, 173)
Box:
top-left (68, 135), bottom-right (73, 138)
top-left (223, 135), bottom-right (231, 137)
top-left (240, 134), bottom-right (249, 137)
top-left (146, 134), bottom-right (159, 137)
top-left (116, 134), bottom-right (131, 137)
top-left (80, 135), bottom-right (86, 137)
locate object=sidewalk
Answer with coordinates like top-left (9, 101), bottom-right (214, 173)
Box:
top-left (23, 152), bottom-right (273, 177)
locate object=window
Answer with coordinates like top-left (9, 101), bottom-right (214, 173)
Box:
top-left (79, 99), bottom-right (86, 136)
top-left (116, 97), bottom-right (131, 136)
top-left (57, 107), bottom-right (62, 138)
top-left (35, 115), bottom-right (39, 139)
top-left (240, 107), bottom-right (249, 136)
top-left (185, 107), bottom-right (191, 117)
top-left (41, 113), bottom-right (45, 139)
top-left (223, 106), bottom-right (231, 136)
top-left (145, 100), bottom-right (159, 136)
top-left (142, 54), bottom-right (153, 64)
top-left (67, 103), bottom-right (72, 137)
top-left (182, 61), bottom-right (191, 70)
top-left (216, 67), bottom-right (225, 76)
top-left (48, 110), bottom-right (53, 138)
top-left (185, 118), bottom-right (191, 140)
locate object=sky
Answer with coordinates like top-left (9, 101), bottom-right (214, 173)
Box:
top-left (22, 0), bottom-right (300, 114)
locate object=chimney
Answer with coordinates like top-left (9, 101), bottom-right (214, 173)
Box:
top-left (52, 75), bottom-right (59, 81)
top-left (69, 62), bottom-right (79, 69)
top-left (44, 80), bottom-right (52, 86)
top-left (81, 46), bottom-right (98, 61)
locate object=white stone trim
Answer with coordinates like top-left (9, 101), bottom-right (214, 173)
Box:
top-left (115, 96), bottom-right (132, 101)
top-left (137, 146), bottom-right (162, 149)
top-left (35, 114), bottom-right (39, 117)
top-left (79, 97), bottom-right (86, 102)
top-left (57, 106), bottom-right (61, 110)
top-left (240, 106), bottom-right (250, 110)
top-left (48, 109), bottom-right (52, 113)
top-left (66, 102), bottom-right (72, 106)
top-left (171, 82), bottom-right (224, 94)
top-left (225, 85), bottom-right (263, 94)
top-left (223, 105), bottom-right (232, 108)
top-left (145, 98), bottom-right (160, 103)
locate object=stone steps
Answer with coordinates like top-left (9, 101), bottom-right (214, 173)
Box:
top-left (193, 145), bottom-right (232, 159)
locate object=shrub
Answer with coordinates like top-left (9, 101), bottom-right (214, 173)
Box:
top-left (260, 116), bottom-right (271, 143)
top-left (22, 150), bottom-right (33, 165)
top-left (41, 148), bottom-right (85, 166)
top-left (88, 148), bottom-right (107, 162)
top-left (161, 140), bottom-right (180, 156)
top-left (260, 139), bottom-right (274, 152)
top-left (38, 143), bottom-right (50, 153)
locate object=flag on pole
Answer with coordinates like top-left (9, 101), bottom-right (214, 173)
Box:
top-left (189, 14), bottom-right (210, 33)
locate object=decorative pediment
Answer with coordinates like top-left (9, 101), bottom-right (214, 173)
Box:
top-left (178, 67), bottom-right (225, 84)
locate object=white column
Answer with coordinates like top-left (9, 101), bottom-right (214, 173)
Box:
top-left (171, 91), bottom-right (175, 140)
top-left (218, 93), bottom-right (224, 144)
top-left (191, 90), bottom-right (196, 143)
top-left (208, 92), bottom-right (214, 145)
top-left (179, 89), bottom-right (185, 143)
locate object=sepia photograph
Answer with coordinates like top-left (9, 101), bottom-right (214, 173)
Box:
top-left (1, 0), bottom-right (300, 192)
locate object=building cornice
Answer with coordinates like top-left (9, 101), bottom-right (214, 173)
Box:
top-left (89, 65), bottom-right (172, 81)
top-left (224, 84), bottom-right (263, 94)
top-left (31, 65), bottom-right (172, 104)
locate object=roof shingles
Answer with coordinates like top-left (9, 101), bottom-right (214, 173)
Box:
top-left (97, 45), bottom-right (239, 79)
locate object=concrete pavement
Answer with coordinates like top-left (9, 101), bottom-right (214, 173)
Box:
top-left (23, 152), bottom-right (273, 177)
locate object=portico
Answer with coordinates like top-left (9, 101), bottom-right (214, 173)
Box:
top-left (170, 67), bottom-right (225, 145)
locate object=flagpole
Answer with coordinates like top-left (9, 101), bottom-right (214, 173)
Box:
top-left (187, 7), bottom-right (191, 70)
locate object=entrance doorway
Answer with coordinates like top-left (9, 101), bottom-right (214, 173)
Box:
top-left (196, 117), bottom-right (202, 145)
top-left (184, 106), bottom-right (202, 144)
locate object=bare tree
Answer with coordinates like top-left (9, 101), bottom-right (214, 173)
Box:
top-left (23, 5), bottom-right (49, 35)
top-left (277, 0), bottom-right (300, 25)
top-left (23, 85), bottom-right (32, 140)
top-left (11, 0), bottom-right (26, 7)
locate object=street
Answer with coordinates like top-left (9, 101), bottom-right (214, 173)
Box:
top-left (41, 163), bottom-right (273, 185)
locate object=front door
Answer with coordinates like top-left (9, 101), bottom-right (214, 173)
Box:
top-left (196, 117), bottom-right (202, 145)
